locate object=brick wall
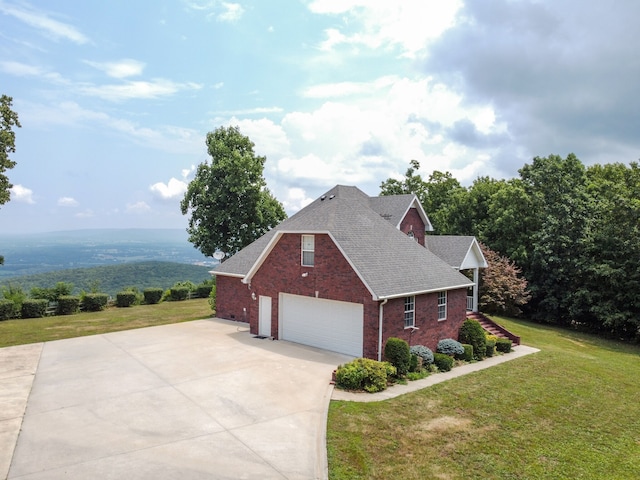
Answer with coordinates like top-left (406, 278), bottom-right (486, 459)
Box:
top-left (215, 232), bottom-right (469, 359)
top-left (377, 288), bottom-right (468, 353)
top-left (399, 207), bottom-right (426, 246)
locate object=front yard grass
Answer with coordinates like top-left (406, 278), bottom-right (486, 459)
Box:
top-left (0, 298), bottom-right (212, 347)
top-left (327, 317), bottom-right (640, 479)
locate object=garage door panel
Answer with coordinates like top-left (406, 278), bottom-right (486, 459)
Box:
top-left (280, 294), bottom-right (363, 357)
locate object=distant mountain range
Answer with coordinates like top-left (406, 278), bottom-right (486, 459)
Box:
top-left (0, 229), bottom-right (216, 280)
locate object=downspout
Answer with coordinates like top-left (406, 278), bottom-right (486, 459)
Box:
top-left (378, 298), bottom-right (388, 361)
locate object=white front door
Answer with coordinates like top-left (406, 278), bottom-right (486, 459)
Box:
top-left (259, 296), bottom-right (272, 337)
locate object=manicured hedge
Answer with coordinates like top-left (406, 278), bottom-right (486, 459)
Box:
top-left (437, 338), bottom-right (465, 356)
top-left (83, 293), bottom-right (109, 311)
top-left (21, 299), bottom-right (48, 318)
top-left (434, 352), bottom-right (454, 372)
top-left (57, 295), bottom-right (80, 315)
top-left (0, 299), bottom-right (16, 320)
top-left (410, 345), bottom-right (434, 365)
top-left (496, 338), bottom-right (513, 353)
top-left (195, 284), bottom-right (213, 298)
top-left (116, 291), bottom-right (137, 307)
top-left (143, 288), bottom-right (163, 305)
top-left (169, 286), bottom-right (189, 301)
top-left (335, 358), bottom-right (396, 393)
top-left (384, 337), bottom-right (411, 376)
top-left (459, 319), bottom-right (487, 360)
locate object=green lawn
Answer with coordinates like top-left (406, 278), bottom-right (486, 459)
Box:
top-left (327, 317), bottom-right (640, 480)
top-left (0, 298), bottom-right (213, 347)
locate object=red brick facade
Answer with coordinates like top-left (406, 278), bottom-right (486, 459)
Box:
top-left (399, 207), bottom-right (426, 246)
top-left (215, 232), bottom-right (469, 359)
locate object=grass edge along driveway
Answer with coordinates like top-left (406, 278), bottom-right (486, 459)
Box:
top-left (327, 317), bottom-right (640, 480)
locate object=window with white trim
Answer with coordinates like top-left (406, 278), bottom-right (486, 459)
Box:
top-left (404, 296), bottom-right (415, 328)
top-left (301, 235), bottom-right (315, 266)
top-left (437, 291), bottom-right (447, 320)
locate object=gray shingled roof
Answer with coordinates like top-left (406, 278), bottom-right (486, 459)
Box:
top-left (214, 185), bottom-right (473, 299)
top-left (424, 235), bottom-right (481, 269)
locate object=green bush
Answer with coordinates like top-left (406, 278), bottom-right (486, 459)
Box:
top-left (496, 338), bottom-right (513, 353)
top-left (208, 285), bottom-right (217, 312)
top-left (335, 358), bottom-right (394, 393)
top-left (21, 299), bottom-right (49, 318)
top-left (169, 286), bottom-right (190, 301)
top-left (460, 343), bottom-right (474, 362)
top-left (409, 353), bottom-right (420, 372)
top-left (195, 284), bottom-right (213, 298)
top-left (459, 319), bottom-right (487, 360)
top-left (143, 288), bottom-right (164, 305)
top-left (57, 295), bottom-right (80, 315)
top-left (82, 293), bottom-right (109, 311)
top-left (436, 338), bottom-right (465, 356)
top-left (30, 282), bottom-right (74, 302)
top-left (116, 291), bottom-right (137, 308)
top-left (485, 338), bottom-right (496, 357)
top-left (410, 345), bottom-right (434, 365)
top-left (434, 352), bottom-right (454, 372)
top-left (0, 299), bottom-right (17, 320)
top-left (384, 337), bottom-right (411, 376)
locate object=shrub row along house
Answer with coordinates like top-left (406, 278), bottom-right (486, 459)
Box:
top-left (212, 185), bottom-right (487, 360)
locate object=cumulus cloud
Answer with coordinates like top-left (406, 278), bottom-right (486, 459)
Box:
top-left (183, 0), bottom-right (245, 22)
top-left (150, 177), bottom-right (189, 200)
top-left (57, 196), bottom-right (78, 207)
top-left (78, 79), bottom-right (202, 102)
top-left (10, 185), bottom-right (35, 204)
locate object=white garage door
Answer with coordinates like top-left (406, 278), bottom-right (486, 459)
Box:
top-left (279, 293), bottom-right (363, 357)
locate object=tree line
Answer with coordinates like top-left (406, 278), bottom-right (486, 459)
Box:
top-left (381, 156), bottom-right (640, 340)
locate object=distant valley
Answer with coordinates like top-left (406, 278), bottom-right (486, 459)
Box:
top-left (0, 229), bottom-right (218, 295)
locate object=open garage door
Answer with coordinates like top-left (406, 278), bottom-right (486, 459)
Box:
top-left (279, 293), bottom-right (363, 357)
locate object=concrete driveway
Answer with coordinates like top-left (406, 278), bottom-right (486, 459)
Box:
top-left (1, 318), bottom-right (351, 479)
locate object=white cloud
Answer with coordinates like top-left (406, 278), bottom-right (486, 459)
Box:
top-left (84, 59), bottom-right (145, 78)
top-left (302, 76), bottom-right (398, 98)
top-left (150, 178), bottom-right (188, 200)
top-left (282, 187), bottom-right (313, 213)
top-left (183, 0), bottom-right (245, 22)
top-left (78, 79), bottom-right (202, 102)
top-left (57, 196), bottom-right (78, 207)
top-left (10, 184), bottom-right (35, 204)
top-left (0, 2), bottom-right (89, 44)
top-left (309, 1), bottom-right (463, 57)
top-left (126, 201), bottom-right (151, 214)
top-left (0, 60), bottom-right (42, 76)
top-left (75, 209), bottom-right (94, 218)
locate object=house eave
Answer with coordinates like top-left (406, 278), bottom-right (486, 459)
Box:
top-left (376, 281), bottom-right (475, 301)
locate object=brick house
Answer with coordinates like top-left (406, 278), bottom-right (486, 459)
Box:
top-left (212, 185), bottom-right (486, 360)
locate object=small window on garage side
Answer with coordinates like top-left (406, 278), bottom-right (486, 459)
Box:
top-left (302, 235), bottom-right (315, 266)
top-left (437, 291), bottom-right (447, 320)
top-left (404, 296), bottom-right (415, 328)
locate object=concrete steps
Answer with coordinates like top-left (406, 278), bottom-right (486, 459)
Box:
top-left (467, 312), bottom-right (521, 345)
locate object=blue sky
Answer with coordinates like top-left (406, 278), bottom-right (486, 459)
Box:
top-left (1, 0), bottom-right (639, 233)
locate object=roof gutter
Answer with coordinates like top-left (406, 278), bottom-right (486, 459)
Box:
top-left (378, 298), bottom-right (388, 361)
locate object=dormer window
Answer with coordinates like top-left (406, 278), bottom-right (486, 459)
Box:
top-left (408, 231), bottom-right (414, 240)
top-left (302, 235), bottom-right (315, 266)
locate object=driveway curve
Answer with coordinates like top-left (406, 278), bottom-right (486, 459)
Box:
top-left (4, 319), bottom-right (351, 480)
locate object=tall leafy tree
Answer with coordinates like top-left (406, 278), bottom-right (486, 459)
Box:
top-left (180, 126), bottom-right (286, 258)
top-left (1, 94), bottom-right (21, 265)
top-left (519, 153), bottom-right (590, 324)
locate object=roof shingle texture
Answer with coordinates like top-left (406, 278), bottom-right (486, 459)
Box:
top-left (214, 185), bottom-right (473, 299)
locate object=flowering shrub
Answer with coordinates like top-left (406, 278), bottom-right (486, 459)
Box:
top-left (436, 338), bottom-right (465, 356)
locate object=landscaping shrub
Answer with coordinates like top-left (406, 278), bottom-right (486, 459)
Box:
top-left (21, 299), bottom-right (48, 318)
top-left (384, 337), bottom-right (411, 376)
top-left (436, 338), bottom-right (465, 356)
top-left (195, 284), bottom-right (213, 298)
top-left (116, 291), bottom-right (137, 308)
top-left (335, 358), bottom-right (394, 393)
top-left (433, 352), bottom-right (454, 372)
top-left (0, 299), bottom-right (16, 320)
top-left (460, 343), bottom-right (474, 362)
top-left (485, 338), bottom-right (496, 357)
top-left (410, 345), bottom-right (434, 365)
top-left (169, 286), bottom-right (190, 301)
top-left (208, 285), bottom-right (216, 312)
top-left (409, 353), bottom-right (420, 372)
top-left (496, 338), bottom-right (513, 353)
top-left (57, 295), bottom-right (80, 315)
top-left (82, 293), bottom-right (109, 311)
top-left (143, 288), bottom-right (164, 305)
top-left (459, 318), bottom-right (487, 360)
